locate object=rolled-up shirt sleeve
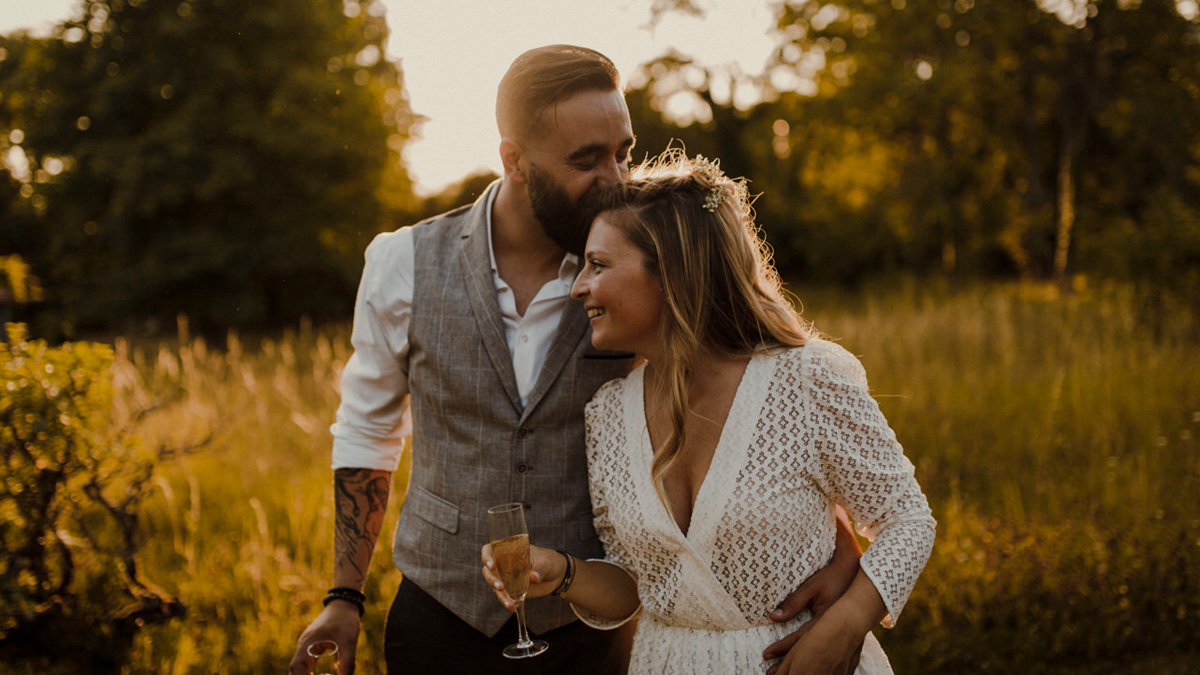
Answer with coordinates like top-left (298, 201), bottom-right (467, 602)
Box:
top-left (331, 228), bottom-right (415, 471)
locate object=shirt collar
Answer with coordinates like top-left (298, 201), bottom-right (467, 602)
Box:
top-left (486, 182), bottom-right (580, 285)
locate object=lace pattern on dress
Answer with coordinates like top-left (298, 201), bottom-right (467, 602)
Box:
top-left (579, 340), bottom-right (935, 669)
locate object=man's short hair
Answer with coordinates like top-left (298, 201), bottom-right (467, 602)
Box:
top-left (496, 45), bottom-right (622, 143)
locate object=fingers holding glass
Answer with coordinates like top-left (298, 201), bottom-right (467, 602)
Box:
top-left (306, 640), bottom-right (339, 674)
top-left (486, 502), bottom-right (549, 659)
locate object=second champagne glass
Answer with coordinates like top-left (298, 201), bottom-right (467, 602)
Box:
top-left (487, 502), bottom-right (549, 659)
top-left (306, 640), bottom-right (339, 674)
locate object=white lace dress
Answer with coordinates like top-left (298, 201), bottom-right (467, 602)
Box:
top-left (574, 340), bottom-right (936, 674)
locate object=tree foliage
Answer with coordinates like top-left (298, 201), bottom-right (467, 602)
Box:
top-left (635, 0), bottom-right (1200, 298)
top-left (0, 0), bottom-right (418, 335)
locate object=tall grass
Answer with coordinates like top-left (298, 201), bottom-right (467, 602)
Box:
top-left (95, 283), bottom-right (1198, 673)
top-left (799, 280), bottom-right (1200, 672)
top-left (114, 323), bottom-right (408, 674)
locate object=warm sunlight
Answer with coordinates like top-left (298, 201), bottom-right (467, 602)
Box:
top-left (0, 0), bottom-right (778, 194)
top-left (383, 0), bottom-right (776, 194)
top-left (4, 3), bottom-right (1200, 674)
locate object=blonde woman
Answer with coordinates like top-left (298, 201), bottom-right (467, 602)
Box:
top-left (483, 151), bottom-right (935, 674)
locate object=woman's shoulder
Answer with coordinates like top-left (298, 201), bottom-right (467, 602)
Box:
top-left (772, 339), bottom-right (868, 387)
top-left (585, 362), bottom-right (645, 413)
top-left (771, 338), bottom-right (855, 366)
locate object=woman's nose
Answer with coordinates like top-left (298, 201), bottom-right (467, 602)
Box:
top-left (570, 273), bottom-right (588, 300)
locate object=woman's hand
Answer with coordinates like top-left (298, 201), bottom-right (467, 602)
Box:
top-left (480, 543), bottom-right (567, 610)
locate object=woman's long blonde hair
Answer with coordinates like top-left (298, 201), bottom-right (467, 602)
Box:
top-left (598, 149), bottom-right (813, 495)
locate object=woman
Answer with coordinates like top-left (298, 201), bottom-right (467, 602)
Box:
top-left (482, 151), bottom-right (935, 674)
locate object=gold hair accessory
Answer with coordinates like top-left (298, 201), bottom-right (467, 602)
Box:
top-left (693, 154), bottom-right (725, 182)
top-left (694, 155), bottom-right (730, 213)
top-left (703, 186), bottom-right (729, 212)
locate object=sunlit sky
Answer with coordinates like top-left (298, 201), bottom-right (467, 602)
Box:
top-left (0, 0), bottom-right (780, 195)
top-left (5, 1), bottom-right (1197, 194)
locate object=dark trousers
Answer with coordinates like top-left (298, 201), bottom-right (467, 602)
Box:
top-left (384, 577), bottom-right (633, 674)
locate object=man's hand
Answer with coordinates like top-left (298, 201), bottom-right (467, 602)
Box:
top-left (762, 556), bottom-right (858, 662)
top-left (287, 602), bottom-right (362, 675)
top-left (771, 616), bottom-right (864, 675)
top-left (768, 566), bottom-right (888, 675)
top-left (288, 468), bottom-right (389, 674)
top-left (765, 506), bottom-right (863, 668)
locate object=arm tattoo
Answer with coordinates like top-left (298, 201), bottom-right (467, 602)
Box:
top-left (333, 468), bottom-right (391, 586)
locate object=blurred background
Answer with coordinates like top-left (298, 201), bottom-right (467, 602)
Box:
top-left (1, 1), bottom-right (1198, 673)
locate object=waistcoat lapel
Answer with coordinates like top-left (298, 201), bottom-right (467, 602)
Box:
top-left (457, 187), bottom-right (522, 413)
top-left (521, 297), bottom-right (588, 420)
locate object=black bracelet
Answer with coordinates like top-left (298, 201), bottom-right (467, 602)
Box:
top-left (551, 550), bottom-right (576, 597)
top-left (323, 587), bottom-right (366, 616)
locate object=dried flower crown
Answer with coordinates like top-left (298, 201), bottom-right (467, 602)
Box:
top-left (694, 155), bottom-right (731, 213)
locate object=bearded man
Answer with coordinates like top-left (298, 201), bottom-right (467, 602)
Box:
top-left (289, 45), bottom-right (860, 674)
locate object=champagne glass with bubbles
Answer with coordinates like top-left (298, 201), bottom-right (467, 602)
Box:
top-left (487, 502), bottom-right (549, 659)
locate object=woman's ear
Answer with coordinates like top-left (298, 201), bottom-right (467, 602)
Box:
top-left (500, 138), bottom-right (526, 184)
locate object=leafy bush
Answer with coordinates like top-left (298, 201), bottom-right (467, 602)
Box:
top-left (0, 324), bottom-right (184, 673)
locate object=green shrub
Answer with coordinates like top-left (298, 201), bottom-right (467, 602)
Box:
top-left (0, 324), bottom-right (184, 673)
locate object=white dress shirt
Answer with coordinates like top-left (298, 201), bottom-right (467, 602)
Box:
top-left (330, 184), bottom-right (580, 471)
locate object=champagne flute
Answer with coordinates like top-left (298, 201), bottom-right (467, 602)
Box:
top-left (306, 640), bottom-right (339, 674)
top-left (487, 502), bottom-right (549, 659)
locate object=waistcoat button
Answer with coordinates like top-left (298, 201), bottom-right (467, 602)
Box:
top-left (516, 463), bottom-right (530, 474)
top-left (517, 427), bottom-right (530, 438)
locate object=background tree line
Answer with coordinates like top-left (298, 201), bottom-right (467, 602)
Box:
top-left (2, 0), bottom-right (1198, 337)
top-left (1, 0), bottom-right (419, 337)
top-left (630, 0), bottom-right (1200, 299)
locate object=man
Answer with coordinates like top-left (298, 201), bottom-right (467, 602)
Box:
top-left (289, 45), bottom-right (861, 674)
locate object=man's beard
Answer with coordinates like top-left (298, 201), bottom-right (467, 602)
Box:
top-left (527, 164), bottom-right (606, 256)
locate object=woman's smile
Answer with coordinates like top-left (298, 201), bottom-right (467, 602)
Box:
top-left (571, 214), bottom-right (663, 358)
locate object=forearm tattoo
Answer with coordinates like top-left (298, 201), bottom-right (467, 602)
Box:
top-left (333, 468), bottom-right (390, 585)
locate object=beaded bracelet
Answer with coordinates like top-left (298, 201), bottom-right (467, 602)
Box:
top-left (551, 550), bottom-right (576, 597)
top-left (323, 586), bottom-right (366, 616)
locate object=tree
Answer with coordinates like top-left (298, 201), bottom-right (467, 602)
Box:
top-left (642, 0), bottom-right (1200, 293)
top-left (767, 0), bottom-right (1200, 283)
top-left (1, 0), bottom-right (419, 335)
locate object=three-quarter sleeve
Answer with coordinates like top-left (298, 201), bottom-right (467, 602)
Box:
top-left (803, 341), bottom-right (936, 627)
top-left (330, 229), bottom-right (415, 471)
top-left (570, 383), bottom-right (642, 630)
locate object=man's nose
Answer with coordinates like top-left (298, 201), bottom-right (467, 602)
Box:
top-left (597, 158), bottom-right (625, 187)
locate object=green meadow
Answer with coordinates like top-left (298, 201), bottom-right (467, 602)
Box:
top-left (6, 281), bottom-right (1199, 673)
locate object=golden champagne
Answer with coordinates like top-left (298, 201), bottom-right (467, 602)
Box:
top-left (491, 533), bottom-right (531, 599)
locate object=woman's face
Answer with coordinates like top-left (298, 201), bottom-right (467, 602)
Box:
top-left (570, 214), bottom-right (664, 360)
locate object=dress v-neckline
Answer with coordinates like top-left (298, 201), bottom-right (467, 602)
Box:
top-left (631, 355), bottom-right (768, 547)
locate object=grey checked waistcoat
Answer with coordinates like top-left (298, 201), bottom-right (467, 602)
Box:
top-left (395, 183), bottom-right (634, 636)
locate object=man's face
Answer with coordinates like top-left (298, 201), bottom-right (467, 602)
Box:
top-left (527, 162), bottom-right (606, 255)
top-left (522, 88), bottom-right (634, 255)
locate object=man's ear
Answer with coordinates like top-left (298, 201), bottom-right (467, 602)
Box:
top-left (499, 138), bottom-right (527, 184)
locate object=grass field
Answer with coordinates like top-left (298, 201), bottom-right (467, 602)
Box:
top-left (14, 280), bottom-right (1198, 673)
